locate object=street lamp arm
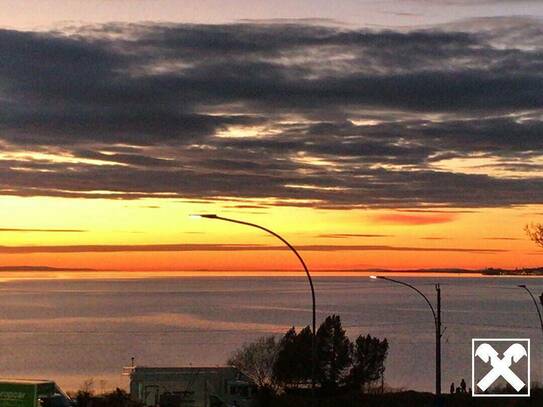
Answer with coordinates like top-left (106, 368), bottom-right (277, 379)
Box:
top-left (519, 285), bottom-right (543, 333)
top-left (210, 216), bottom-right (316, 319)
top-left (373, 275), bottom-right (442, 397)
top-left (378, 276), bottom-right (437, 325)
top-left (192, 213), bottom-right (317, 402)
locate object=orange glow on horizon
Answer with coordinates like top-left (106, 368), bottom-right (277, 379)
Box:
top-left (0, 195), bottom-right (541, 274)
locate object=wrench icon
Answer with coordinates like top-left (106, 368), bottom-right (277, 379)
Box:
top-left (475, 343), bottom-right (527, 392)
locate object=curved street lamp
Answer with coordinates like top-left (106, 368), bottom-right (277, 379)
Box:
top-left (518, 284), bottom-right (543, 337)
top-left (370, 275), bottom-right (442, 397)
top-left (191, 214), bottom-right (317, 402)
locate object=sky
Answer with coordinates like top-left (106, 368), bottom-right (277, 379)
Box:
top-left (1, 1), bottom-right (543, 272)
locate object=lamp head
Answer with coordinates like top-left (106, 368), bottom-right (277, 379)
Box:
top-left (190, 214), bottom-right (218, 219)
top-left (369, 275), bottom-right (378, 280)
top-left (518, 284), bottom-right (527, 288)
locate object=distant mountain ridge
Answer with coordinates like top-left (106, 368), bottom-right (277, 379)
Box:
top-left (0, 266), bottom-right (542, 275)
top-left (365, 267), bottom-right (543, 275)
top-left (0, 266), bottom-right (96, 272)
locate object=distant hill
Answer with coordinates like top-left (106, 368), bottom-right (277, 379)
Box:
top-left (0, 266), bottom-right (541, 275)
top-left (363, 268), bottom-right (475, 274)
top-left (481, 267), bottom-right (543, 276)
top-left (0, 266), bottom-right (96, 272)
top-left (352, 267), bottom-right (543, 275)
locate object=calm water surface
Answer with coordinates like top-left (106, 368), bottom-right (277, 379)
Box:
top-left (0, 274), bottom-right (542, 392)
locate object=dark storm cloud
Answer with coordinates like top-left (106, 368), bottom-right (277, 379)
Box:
top-left (3, 158), bottom-right (543, 207)
top-left (74, 150), bottom-right (181, 167)
top-left (1, 19), bottom-right (543, 207)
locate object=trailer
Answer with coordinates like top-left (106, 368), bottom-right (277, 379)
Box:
top-left (128, 367), bottom-right (256, 407)
top-left (0, 379), bottom-right (73, 407)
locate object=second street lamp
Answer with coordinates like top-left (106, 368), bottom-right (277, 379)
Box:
top-left (191, 214), bottom-right (317, 403)
top-left (370, 275), bottom-right (443, 397)
top-left (518, 284), bottom-right (543, 337)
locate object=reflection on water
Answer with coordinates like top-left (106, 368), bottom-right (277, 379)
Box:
top-left (0, 273), bottom-right (541, 392)
top-left (0, 270), bottom-right (487, 282)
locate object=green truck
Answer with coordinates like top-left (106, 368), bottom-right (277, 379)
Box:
top-left (0, 380), bottom-right (73, 407)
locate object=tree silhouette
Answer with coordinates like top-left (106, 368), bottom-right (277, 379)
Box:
top-left (227, 335), bottom-right (281, 392)
top-left (274, 326), bottom-right (313, 388)
top-left (232, 315), bottom-right (389, 397)
top-left (316, 314), bottom-right (352, 391)
top-left (348, 334), bottom-right (389, 391)
top-left (525, 223), bottom-right (543, 248)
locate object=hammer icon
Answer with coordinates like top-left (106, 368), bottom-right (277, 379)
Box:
top-left (475, 343), bottom-right (527, 392)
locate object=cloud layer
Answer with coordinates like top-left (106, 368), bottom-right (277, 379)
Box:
top-left (0, 243), bottom-right (505, 254)
top-left (1, 18), bottom-right (543, 208)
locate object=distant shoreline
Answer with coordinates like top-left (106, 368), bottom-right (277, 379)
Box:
top-left (0, 266), bottom-right (96, 272)
top-left (1, 267), bottom-right (543, 280)
top-left (0, 266), bottom-right (542, 276)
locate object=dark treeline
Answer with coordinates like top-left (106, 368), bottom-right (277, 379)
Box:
top-left (228, 314), bottom-right (388, 401)
top-left (72, 388), bottom-right (142, 407)
top-left (228, 315), bottom-right (543, 406)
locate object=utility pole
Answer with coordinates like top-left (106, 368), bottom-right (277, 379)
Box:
top-left (371, 276), bottom-right (443, 401)
top-left (435, 284), bottom-right (442, 398)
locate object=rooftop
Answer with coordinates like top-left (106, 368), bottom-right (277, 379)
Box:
top-left (0, 379), bottom-right (55, 385)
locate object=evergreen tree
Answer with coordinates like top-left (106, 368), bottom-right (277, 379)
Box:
top-left (273, 326), bottom-right (313, 387)
top-left (316, 314), bottom-right (352, 391)
top-left (348, 334), bottom-right (389, 391)
top-left (257, 315), bottom-right (389, 396)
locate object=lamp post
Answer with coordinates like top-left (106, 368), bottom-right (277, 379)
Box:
top-left (370, 275), bottom-right (442, 397)
top-left (518, 284), bottom-right (543, 337)
top-left (191, 214), bottom-right (317, 403)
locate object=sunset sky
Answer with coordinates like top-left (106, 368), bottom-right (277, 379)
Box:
top-left (1, 1), bottom-right (543, 272)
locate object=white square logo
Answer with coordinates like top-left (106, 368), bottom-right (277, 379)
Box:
top-left (472, 338), bottom-right (530, 397)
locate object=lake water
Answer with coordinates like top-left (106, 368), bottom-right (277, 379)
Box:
top-left (0, 273), bottom-right (542, 393)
